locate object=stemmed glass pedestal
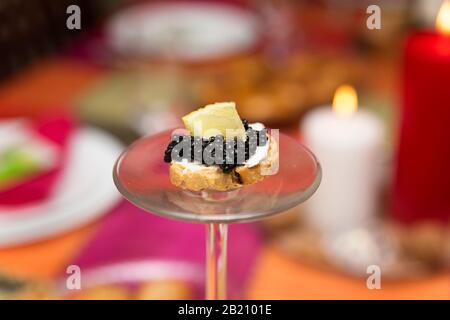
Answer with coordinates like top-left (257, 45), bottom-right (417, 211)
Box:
top-left (113, 129), bottom-right (321, 299)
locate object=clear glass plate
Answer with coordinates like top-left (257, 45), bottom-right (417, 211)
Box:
top-left (113, 129), bottom-right (321, 224)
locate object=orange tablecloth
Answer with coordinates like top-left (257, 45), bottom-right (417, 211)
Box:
top-left (0, 225), bottom-right (96, 280)
top-left (0, 58), bottom-right (449, 299)
top-left (247, 246), bottom-right (449, 299)
top-left (0, 58), bottom-right (101, 116)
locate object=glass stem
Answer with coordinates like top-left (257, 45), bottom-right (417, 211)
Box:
top-left (206, 223), bottom-right (228, 300)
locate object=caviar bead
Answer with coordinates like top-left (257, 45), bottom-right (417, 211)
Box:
top-left (242, 119), bottom-right (249, 130)
top-left (220, 163), bottom-right (235, 173)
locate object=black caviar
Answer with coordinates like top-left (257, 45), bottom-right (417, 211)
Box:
top-left (163, 119), bottom-right (268, 173)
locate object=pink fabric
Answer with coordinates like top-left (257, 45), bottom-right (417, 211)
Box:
top-left (0, 115), bottom-right (74, 206)
top-left (72, 200), bottom-right (262, 298)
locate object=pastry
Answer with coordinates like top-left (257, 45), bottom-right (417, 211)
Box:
top-left (0, 274), bottom-right (60, 300)
top-left (71, 285), bottom-right (130, 300)
top-left (193, 54), bottom-right (358, 125)
top-left (136, 280), bottom-right (192, 300)
top-left (164, 102), bottom-right (278, 191)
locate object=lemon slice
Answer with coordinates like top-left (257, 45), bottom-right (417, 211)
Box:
top-left (182, 102), bottom-right (246, 140)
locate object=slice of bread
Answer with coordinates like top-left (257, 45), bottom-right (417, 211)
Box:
top-left (169, 136), bottom-right (278, 191)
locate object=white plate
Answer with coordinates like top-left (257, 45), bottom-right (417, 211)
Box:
top-left (0, 127), bottom-right (123, 247)
top-left (107, 2), bottom-right (261, 61)
top-left (61, 260), bottom-right (203, 289)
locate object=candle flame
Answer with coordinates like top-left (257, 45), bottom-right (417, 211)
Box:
top-left (436, 0), bottom-right (450, 35)
top-left (332, 85), bottom-right (358, 117)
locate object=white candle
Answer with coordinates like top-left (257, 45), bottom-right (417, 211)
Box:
top-left (302, 85), bottom-right (384, 232)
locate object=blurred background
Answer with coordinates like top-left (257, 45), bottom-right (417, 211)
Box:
top-left (0, 0), bottom-right (449, 299)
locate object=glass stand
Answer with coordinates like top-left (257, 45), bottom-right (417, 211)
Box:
top-left (206, 223), bottom-right (227, 300)
top-left (113, 129), bottom-right (321, 299)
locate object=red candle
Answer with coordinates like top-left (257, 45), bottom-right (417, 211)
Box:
top-left (393, 2), bottom-right (450, 224)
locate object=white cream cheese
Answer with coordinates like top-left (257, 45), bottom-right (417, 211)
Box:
top-left (248, 122), bottom-right (265, 131)
top-left (173, 123), bottom-right (269, 170)
top-left (244, 123), bottom-right (269, 168)
top-left (176, 158), bottom-right (204, 174)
